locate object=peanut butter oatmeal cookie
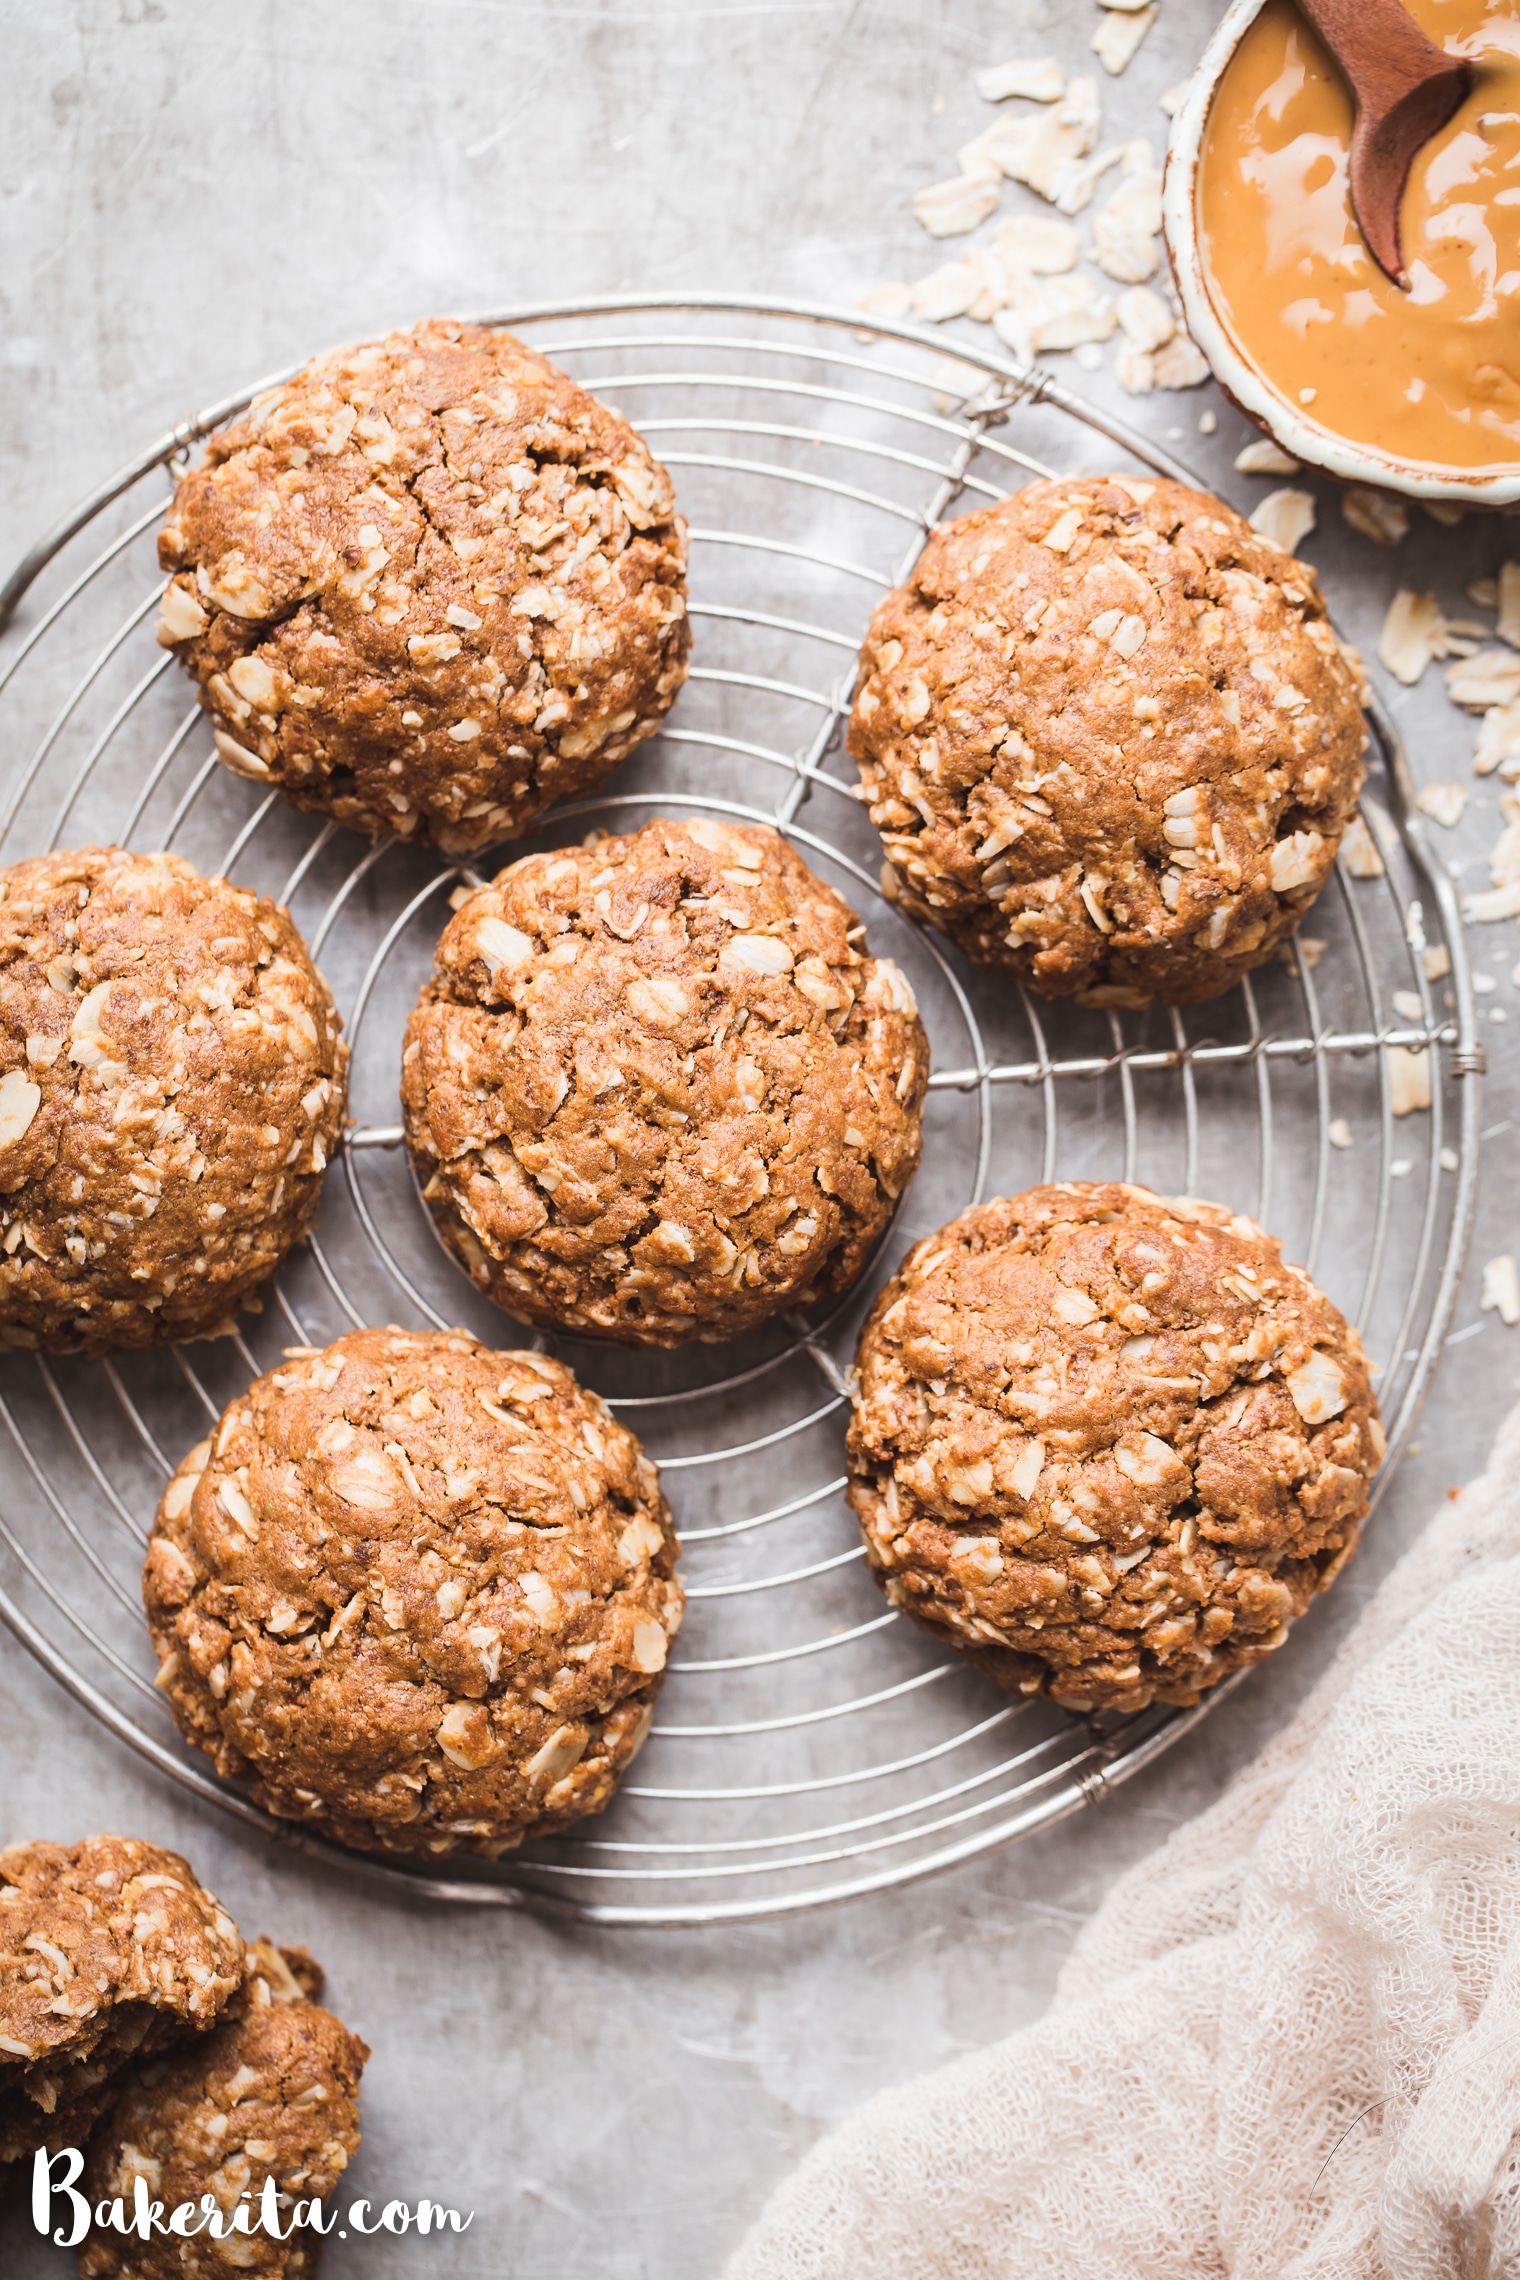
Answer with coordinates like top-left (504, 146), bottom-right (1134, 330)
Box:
top-left (80, 1939), bottom-right (367, 2279)
top-left (848, 475), bottom-right (1367, 1006)
top-left (0, 848), bottom-right (346, 1354)
top-left (157, 320), bottom-right (689, 853)
top-left (144, 1327), bottom-right (683, 1858)
top-left (401, 817), bottom-right (928, 1346)
top-left (847, 1183), bottom-right (1381, 1713)
top-left (0, 1836), bottom-right (244, 2164)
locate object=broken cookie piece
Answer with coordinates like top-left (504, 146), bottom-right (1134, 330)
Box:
top-left (0, 1836), bottom-right (244, 2164)
top-left (79, 1939), bottom-right (366, 2279)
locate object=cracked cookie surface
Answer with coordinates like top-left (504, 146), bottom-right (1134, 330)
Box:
top-left (144, 1327), bottom-right (683, 1858)
top-left (0, 848), bottom-right (346, 1355)
top-left (157, 319), bottom-right (689, 853)
top-left (847, 1183), bottom-right (1381, 1713)
top-left (80, 1940), bottom-right (367, 2279)
top-left (848, 475), bottom-right (1367, 1006)
top-left (401, 817), bottom-right (928, 1347)
top-left (0, 1835), bottom-right (244, 2165)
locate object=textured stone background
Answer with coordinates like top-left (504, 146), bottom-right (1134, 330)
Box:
top-left (2, 3), bottom-right (1517, 2273)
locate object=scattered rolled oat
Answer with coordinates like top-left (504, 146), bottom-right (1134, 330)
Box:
top-left (1340, 815), bottom-right (1385, 877)
top-left (1092, 140), bottom-right (1164, 282)
top-left (854, 283), bottom-right (912, 321)
top-left (1422, 943), bottom-right (1451, 979)
top-left (403, 819), bottom-right (927, 1346)
top-left (1093, 4), bottom-right (1157, 73)
top-left (989, 213), bottom-right (1082, 273)
top-left (848, 475), bottom-right (1367, 1006)
top-left (158, 321), bottom-right (689, 853)
top-left (1116, 288), bottom-right (1174, 352)
top-left (1249, 488), bottom-right (1317, 553)
top-left (912, 171), bottom-right (1001, 238)
top-left (1159, 78), bottom-right (1195, 115)
top-left (1415, 781), bottom-right (1468, 828)
top-left (1150, 333), bottom-right (1210, 390)
top-left (0, 848), bottom-right (346, 1356)
top-left (1328, 1117), bottom-right (1353, 1148)
top-left (1234, 438), bottom-right (1301, 475)
top-left (1470, 575), bottom-right (1501, 611)
top-left (987, 73), bottom-right (1102, 204)
top-left (1464, 792), bottom-right (1520, 923)
top-left (911, 259), bottom-right (982, 322)
top-left (994, 273), bottom-right (1117, 362)
top-left (1475, 699), bottom-right (1520, 778)
top-left (1378, 590), bottom-right (1448, 685)
top-left (1482, 1254), bottom-right (1520, 1327)
top-left (144, 1328), bottom-right (684, 1857)
top-left (1392, 988), bottom-right (1424, 1020)
top-left (1116, 315), bottom-right (1209, 396)
top-left (847, 1183), bottom-right (1380, 1715)
top-left (1447, 648), bottom-right (1520, 711)
top-left (1497, 562), bottom-right (1520, 646)
top-left (976, 55), bottom-right (1065, 102)
top-left (1387, 1044), bottom-right (1432, 1115)
top-left (1342, 486), bottom-right (1410, 547)
top-left (1051, 142), bottom-right (1127, 215)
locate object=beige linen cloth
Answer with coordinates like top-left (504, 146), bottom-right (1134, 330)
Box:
top-left (726, 1399), bottom-right (1520, 2280)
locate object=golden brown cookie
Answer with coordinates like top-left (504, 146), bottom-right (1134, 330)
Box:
top-left (0, 1836), bottom-right (244, 2164)
top-left (848, 474), bottom-right (1367, 1005)
top-left (847, 1183), bottom-right (1381, 1713)
top-left (401, 817), bottom-right (928, 1347)
top-left (0, 848), bottom-right (347, 1354)
top-left (79, 1939), bottom-right (366, 2279)
top-left (157, 320), bottom-right (689, 853)
top-left (144, 1327), bottom-right (683, 1858)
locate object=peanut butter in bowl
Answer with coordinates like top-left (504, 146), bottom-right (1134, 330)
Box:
top-left (1166, 0), bottom-right (1520, 501)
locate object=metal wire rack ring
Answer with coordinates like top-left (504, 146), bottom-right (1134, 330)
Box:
top-left (0, 295), bottom-right (1482, 1924)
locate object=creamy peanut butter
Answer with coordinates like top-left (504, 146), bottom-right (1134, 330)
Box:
top-left (1199, 0), bottom-right (1520, 473)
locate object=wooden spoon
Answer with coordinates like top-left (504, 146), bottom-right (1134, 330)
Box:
top-left (1296, 0), bottom-right (1473, 289)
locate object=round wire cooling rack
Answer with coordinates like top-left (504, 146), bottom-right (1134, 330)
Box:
top-left (0, 294), bottom-right (1484, 1926)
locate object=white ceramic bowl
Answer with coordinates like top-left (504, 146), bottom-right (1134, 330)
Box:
top-left (1163, 0), bottom-right (1520, 508)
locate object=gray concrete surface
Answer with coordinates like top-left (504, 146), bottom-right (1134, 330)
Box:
top-left (2, 3), bottom-right (1518, 2274)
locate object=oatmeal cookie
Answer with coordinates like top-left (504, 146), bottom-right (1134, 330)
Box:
top-left (847, 1183), bottom-right (1381, 1713)
top-left (79, 1939), bottom-right (367, 2279)
top-left (0, 848), bottom-right (347, 1354)
top-left (402, 817), bottom-right (927, 1346)
top-left (0, 1836), bottom-right (244, 2164)
top-left (848, 474), bottom-right (1367, 1005)
top-left (157, 320), bottom-right (689, 853)
top-left (144, 1327), bottom-right (683, 1858)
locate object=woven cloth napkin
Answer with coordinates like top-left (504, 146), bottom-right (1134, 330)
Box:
top-left (725, 1397), bottom-right (1520, 2280)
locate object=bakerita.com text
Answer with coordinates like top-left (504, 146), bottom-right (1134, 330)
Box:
top-left (33, 2148), bottom-right (474, 2245)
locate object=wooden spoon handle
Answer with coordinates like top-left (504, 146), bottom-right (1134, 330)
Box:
top-left (1296, 0), bottom-right (1454, 100)
top-left (1295, 0), bottom-right (1473, 286)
